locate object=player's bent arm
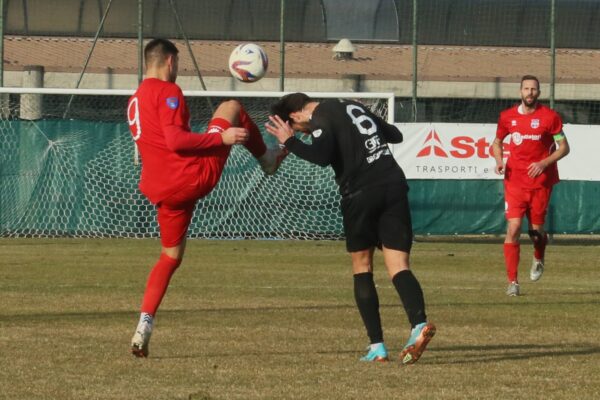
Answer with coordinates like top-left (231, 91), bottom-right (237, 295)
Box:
top-left (491, 137), bottom-right (505, 174)
top-left (542, 134), bottom-right (570, 167)
top-left (284, 136), bottom-right (332, 167)
top-left (163, 124), bottom-right (223, 152)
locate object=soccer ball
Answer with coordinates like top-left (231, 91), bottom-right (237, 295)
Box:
top-left (228, 43), bottom-right (268, 83)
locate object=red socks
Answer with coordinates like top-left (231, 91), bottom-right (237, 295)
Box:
top-left (503, 243), bottom-right (520, 282)
top-left (239, 106), bottom-right (267, 158)
top-left (140, 253), bottom-right (182, 316)
top-left (207, 117), bottom-right (231, 135)
top-left (533, 232), bottom-right (548, 260)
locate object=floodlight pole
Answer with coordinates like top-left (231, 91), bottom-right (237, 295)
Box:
top-left (137, 0), bottom-right (144, 85)
top-left (0, 0), bottom-right (4, 87)
top-left (411, 0), bottom-right (418, 122)
top-left (63, 0), bottom-right (114, 118)
top-left (279, 0), bottom-right (285, 91)
top-left (550, 0), bottom-right (556, 109)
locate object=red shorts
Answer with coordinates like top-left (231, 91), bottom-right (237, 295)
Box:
top-left (504, 182), bottom-right (553, 225)
top-left (156, 156), bottom-right (227, 247)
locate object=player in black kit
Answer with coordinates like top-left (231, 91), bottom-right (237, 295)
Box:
top-left (265, 93), bottom-right (435, 364)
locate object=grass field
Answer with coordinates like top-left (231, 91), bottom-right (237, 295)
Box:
top-left (1, 238), bottom-right (599, 400)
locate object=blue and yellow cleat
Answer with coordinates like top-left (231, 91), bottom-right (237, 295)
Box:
top-left (360, 342), bottom-right (389, 362)
top-left (400, 322), bottom-right (436, 365)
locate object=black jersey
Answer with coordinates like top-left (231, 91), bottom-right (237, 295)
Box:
top-left (284, 99), bottom-right (406, 196)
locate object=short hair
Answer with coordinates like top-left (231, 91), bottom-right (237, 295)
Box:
top-left (144, 38), bottom-right (179, 67)
top-left (520, 75), bottom-right (540, 90)
top-left (270, 92), bottom-right (312, 123)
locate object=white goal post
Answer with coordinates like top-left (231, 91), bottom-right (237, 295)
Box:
top-left (0, 88), bottom-right (394, 240)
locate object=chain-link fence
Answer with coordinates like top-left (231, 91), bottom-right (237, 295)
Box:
top-left (2, 0), bottom-right (599, 123)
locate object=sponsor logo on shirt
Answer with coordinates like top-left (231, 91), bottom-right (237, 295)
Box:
top-left (511, 120), bottom-right (517, 126)
top-left (166, 97), bottom-right (179, 110)
top-left (511, 131), bottom-right (541, 146)
top-left (312, 129), bottom-right (322, 138)
top-left (531, 119), bottom-right (540, 129)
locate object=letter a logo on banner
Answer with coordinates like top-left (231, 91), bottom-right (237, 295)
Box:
top-left (417, 129), bottom-right (448, 157)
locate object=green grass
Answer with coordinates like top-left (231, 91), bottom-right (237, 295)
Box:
top-left (1, 238), bottom-right (599, 400)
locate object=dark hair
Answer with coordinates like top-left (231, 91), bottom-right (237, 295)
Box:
top-left (144, 38), bottom-right (179, 66)
top-left (270, 92), bottom-right (311, 122)
top-left (520, 74), bottom-right (540, 90)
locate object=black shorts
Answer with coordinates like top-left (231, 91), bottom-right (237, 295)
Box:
top-left (340, 183), bottom-right (413, 253)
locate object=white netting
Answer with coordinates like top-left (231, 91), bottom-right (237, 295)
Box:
top-left (0, 89), bottom-right (393, 239)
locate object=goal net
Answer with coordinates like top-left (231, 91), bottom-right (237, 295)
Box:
top-left (0, 88), bottom-right (393, 240)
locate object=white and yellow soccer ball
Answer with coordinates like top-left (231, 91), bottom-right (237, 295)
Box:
top-left (228, 43), bottom-right (268, 83)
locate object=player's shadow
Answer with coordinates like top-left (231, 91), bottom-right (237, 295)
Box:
top-left (424, 342), bottom-right (600, 365)
top-left (154, 343), bottom-right (600, 363)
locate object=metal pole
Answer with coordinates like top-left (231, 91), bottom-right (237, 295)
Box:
top-left (279, 0), bottom-right (285, 92)
top-left (0, 0), bottom-right (4, 87)
top-left (411, 0), bottom-right (418, 122)
top-left (63, 0), bottom-right (114, 118)
top-left (168, 0), bottom-right (213, 112)
top-left (137, 0), bottom-right (144, 85)
top-left (550, 0), bottom-right (556, 109)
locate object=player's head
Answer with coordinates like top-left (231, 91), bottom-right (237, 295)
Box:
top-left (144, 38), bottom-right (179, 82)
top-left (520, 75), bottom-right (540, 107)
top-left (271, 92), bottom-right (313, 133)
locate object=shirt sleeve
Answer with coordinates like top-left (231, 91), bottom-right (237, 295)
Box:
top-left (549, 111), bottom-right (564, 135)
top-left (495, 112), bottom-right (509, 141)
top-left (380, 121), bottom-right (403, 144)
top-left (158, 85), bottom-right (223, 152)
top-left (284, 126), bottom-right (335, 167)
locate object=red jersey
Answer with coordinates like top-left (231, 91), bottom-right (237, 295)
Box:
top-left (127, 78), bottom-right (224, 204)
top-left (496, 103), bottom-right (563, 189)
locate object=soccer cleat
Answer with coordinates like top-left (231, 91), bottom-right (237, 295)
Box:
top-left (258, 146), bottom-right (288, 175)
top-left (400, 322), bottom-right (436, 365)
top-left (131, 314), bottom-right (153, 358)
top-left (530, 258), bottom-right (544, 282)
top-left (506, 281), bottom-right (520, 296)
top-left (360, 342), bottom-right (390, 362)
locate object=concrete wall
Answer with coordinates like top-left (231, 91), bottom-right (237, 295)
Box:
top-left (3, 69), bottom-right (600, 102)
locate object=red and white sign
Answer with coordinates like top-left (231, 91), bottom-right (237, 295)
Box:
top-left (390, 123), bottom-right (598, 181)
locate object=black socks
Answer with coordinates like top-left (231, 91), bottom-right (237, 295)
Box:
top-left (392, 269), bottom-right (427, 328)
top-left (353, 272), bottom-right (383, 344)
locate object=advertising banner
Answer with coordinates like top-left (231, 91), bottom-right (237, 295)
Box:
top-left (391, 123), bottom-right (599, 181)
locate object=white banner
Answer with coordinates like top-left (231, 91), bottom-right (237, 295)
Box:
top-left (390, 123), bottom-right (599, 181)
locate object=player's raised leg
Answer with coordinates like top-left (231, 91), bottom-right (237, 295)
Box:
top-left (217, 100), bottom-right (287, 175)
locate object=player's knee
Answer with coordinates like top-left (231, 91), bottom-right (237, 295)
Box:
top-left (212, 99), bottom-right (242, 125)
top-left (217, 99), bottom-right (242, 114)
top-left (507, 224), bottom-right (521, 239)
top-left (528, 229), bottom-right (543, 244)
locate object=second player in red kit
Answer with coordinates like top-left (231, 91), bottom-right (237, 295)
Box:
top-left (492, 75), bottom-right (570, 296)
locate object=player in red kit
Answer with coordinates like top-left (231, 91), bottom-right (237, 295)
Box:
top-left (492, 75), bottom-right (570, 296)
top-left (127, 38), bottom-right (286, 357)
